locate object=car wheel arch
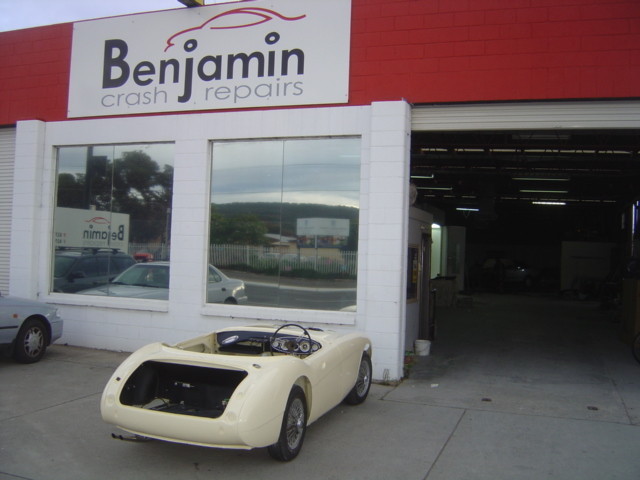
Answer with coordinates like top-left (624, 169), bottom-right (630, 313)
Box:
top-left (294, 376), bottom-right (312, 417)
top-left (363, 343), bottom-right (372, 359)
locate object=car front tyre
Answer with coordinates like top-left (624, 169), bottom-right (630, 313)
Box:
top-left (268, 386), bottom-right (307, 461)
top-left (344, 353), bottom-right (372, 405)
top-left (14, 318), bottom-right (48, 363)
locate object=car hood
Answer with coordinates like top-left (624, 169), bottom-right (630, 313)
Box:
top-left (78, 285), bottom-right (168, 300)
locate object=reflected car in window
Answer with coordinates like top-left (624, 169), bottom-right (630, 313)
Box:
top-left (53, 249), bottom-right (136, 293)
top-left (78, 262), bottom-right (248, 304)
top-left (0, 293), bottom-right (63, 363)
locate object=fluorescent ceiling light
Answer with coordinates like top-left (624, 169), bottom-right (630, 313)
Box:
top-left (410, 175), bottom-right (434, 179)
top-left (416, 186), bottom-right (452, 191)
top-left (520, 189), bottom-right (568, 194)
top-left (513, 177), bottom-right (570, 182)
top-left (532, 201), bottom-right (566, 206)
top-left (512, 134), bottom-right (570, 140)
top-left (456, 207), bottom-right (479, 212)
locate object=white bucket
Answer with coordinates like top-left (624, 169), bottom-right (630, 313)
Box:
top-left (414, 339), bottom-right (431, 356)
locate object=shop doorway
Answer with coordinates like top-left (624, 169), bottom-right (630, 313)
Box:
top-left (410, 128), bottom-right (639, 297)
top-left (409, 102), bottom-right (640, 361)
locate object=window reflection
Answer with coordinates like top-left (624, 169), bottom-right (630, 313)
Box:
top-left (209, 138), bottom-right (360, 311)
top-left (52, 144), bottom-right (174, 296)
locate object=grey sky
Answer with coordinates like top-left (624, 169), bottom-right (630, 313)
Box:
top-left (0, 0), bottom-right (237, 32)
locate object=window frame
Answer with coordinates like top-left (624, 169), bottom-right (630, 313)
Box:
top-left (48, 141), bottom-right (175, 309)
top-left (203, 135), bottom-right (362, 324)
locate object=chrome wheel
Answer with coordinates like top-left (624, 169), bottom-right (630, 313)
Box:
top-left (268, 386), bottom-right (307, 461)
top-left (14, 318), bottom-right (48, 363)
top-left (355, 357), bottom-right (371, 397)
top-left (345, 353), bottom-right (372, 405)
top-left (23, 326), bottom-right (45, 359)
top-left (285, 397), bottom-right (305, 450)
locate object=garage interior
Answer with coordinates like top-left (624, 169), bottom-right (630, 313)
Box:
top-left (411, 129), bottom-right (640, 294)
top-left (410, 128), bottom-right (640, 365)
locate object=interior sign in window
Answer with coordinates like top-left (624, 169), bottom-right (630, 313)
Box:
top-left (68, 0), bottom-right (351, 117)
top-left (54, 207), bottom-right (130, 251)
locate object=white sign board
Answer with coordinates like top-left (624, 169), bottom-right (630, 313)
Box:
top-left (68, 0), bottom-right (351, 117)
top-left (297, 218), bottom-right (350, 237)
top-left (54, 207), bottom-right (130, 251)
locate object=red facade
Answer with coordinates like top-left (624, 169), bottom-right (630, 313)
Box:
top-left (1, 0), bottom-right (640, 125)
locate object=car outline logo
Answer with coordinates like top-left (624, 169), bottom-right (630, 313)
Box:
top-left (164, 7), bottom-right (306, 52)
top-left (85, 217), bottom-right (111, 225)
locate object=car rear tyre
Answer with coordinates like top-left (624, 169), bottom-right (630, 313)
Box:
top-left (344, 353), bottom-right (372, 405)
top-left (13, 318), bottom-right (47, 363)
top-left (268, 386), bottom-right (307, 461)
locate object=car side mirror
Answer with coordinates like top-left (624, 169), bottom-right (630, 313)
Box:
top-left (69, 271), bottom-right (86, 280)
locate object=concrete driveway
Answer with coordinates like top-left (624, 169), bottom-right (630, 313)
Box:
top-left (1, 293), bottom-right (640, 479)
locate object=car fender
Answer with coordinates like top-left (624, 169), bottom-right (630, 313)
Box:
top-left (337, 333), bottom-right (372, 388)
top-left (236, 356), bottom-right (308, 448)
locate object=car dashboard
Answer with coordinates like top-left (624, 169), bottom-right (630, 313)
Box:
top-left (216, 329), bottom-right (322, 356)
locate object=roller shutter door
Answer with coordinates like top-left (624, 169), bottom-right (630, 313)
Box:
top-left (411, 100), bottom-right (640, 132)
top-left (0, 128), bottom-right (15, 293)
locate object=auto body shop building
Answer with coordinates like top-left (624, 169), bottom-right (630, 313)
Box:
top-left (1, 0), bottom-right (639, 381)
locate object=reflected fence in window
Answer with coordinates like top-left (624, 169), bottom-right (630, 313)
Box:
top-left (209, 244), bottom-right (357, 278)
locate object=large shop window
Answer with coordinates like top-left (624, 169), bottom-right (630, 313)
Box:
top-left (53, 144), bottom-right (174, 298)
top-left (209, 138), bottom-right (360, 311)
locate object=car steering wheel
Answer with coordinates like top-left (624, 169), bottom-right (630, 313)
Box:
top-left (270, 323), bottom-right (313, 355)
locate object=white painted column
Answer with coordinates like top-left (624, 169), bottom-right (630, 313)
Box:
top-left (363, 101), bottom-right (411, 381)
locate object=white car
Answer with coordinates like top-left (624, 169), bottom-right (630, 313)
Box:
top-left (79, 262), bottom-right (248, 304)
top-left (101, 324), bottom-right (372, 461)
top-left (0, 293), bottom-right (63, 363)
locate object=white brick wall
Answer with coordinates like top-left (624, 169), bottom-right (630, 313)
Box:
top-left (12, 101), bottom-right (412, 380)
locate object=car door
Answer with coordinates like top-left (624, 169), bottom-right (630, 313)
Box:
top-left (0, 296), bottom-right (20, 345)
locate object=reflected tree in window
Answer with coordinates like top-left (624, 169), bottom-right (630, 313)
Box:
top-left (53, 144), bottom-right (174, 295)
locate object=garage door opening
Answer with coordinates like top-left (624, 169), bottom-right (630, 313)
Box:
top-left (409, 127), bottom-right (640, 382)
top-left (411, 129), bottom-right (640, 300)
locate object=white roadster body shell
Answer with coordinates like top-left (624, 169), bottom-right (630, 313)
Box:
top-left (100, 325), bottom-right (371, 450)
